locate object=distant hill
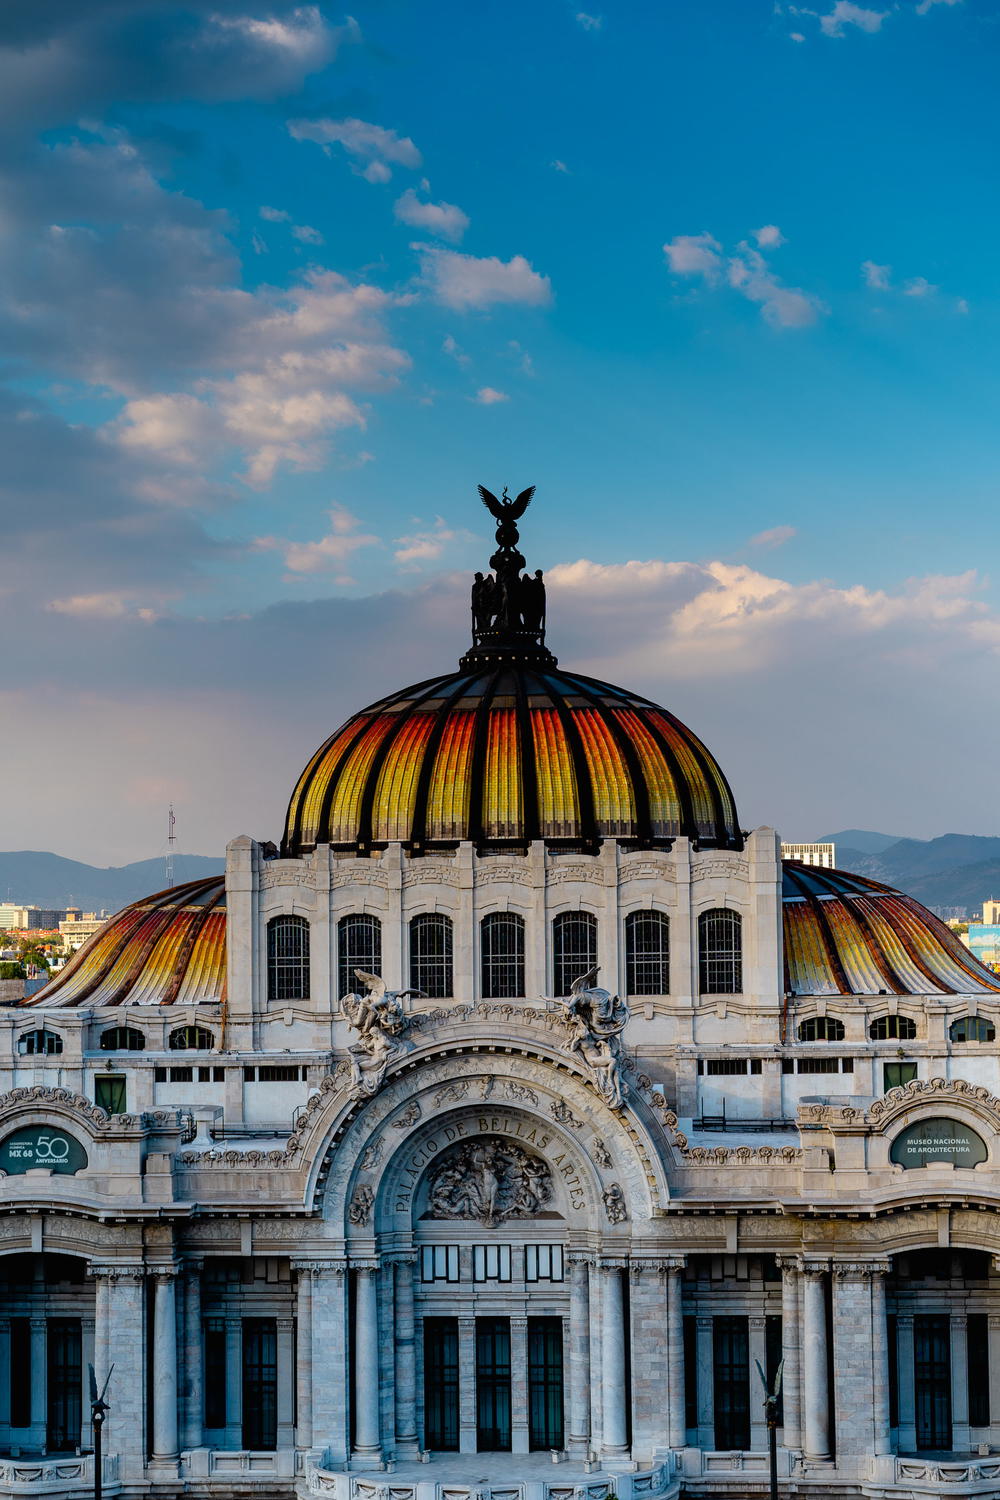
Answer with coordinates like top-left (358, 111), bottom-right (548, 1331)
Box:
top-left (819, 829), bottom-right (906, 855)
top-left (819, 833), bottom-right (1000, 915)
top-left (0, 851), bottom-right (224, 915)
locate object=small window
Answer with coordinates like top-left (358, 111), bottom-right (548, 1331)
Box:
top-left (553, 911), bottom-right (597, 998)
top-left (698, 909), bottom-right (742, 994)
top-left (17, 1028), bottom-right (63, 1056)
top-left (255, 1065), bottom-right (303, 1082)
top-left (525, 1245), bottom-right (564, 1283)
top-left (169, 1025), bottom-right (215, 1051)
top-left (99, 1026), bottom-right (145, 1052)
top-left (473, 1245), bottom-right (512, 1282)
top-left (420, 1245), bottom-right (460, 1283)
top-left (869, 1015), bottom-right (917, 1041)
top-left (796, 1057), bottom-right (840, 1074)
top-left (266, 915), bottom-right (310, 1002)
top-left (706, 1058), bottom-right (748, 1075)
top-left (154, 1066), bottom-right (167, 1082)
top-left (798, 1016), bottom-right (846, 1042)
top-left (410, 913), bottom-right (453, 999)
top-left (884, 1061), bottom-right (918, 1091)
top-left (338, 914), bottom-right (382, 999)
top-left (169, 1065), bottom-right (193, 1082)
top-left (625, 910), bottom-right (670, 996)
top-left (950, 1015), bottom-right (996, 1043)
top-left (750, 1058), bottom-right (763, 1075)
top-left (95, 1075), bottom-right (126, 1113)
top-left (481, 912), bottom-right (525, 999)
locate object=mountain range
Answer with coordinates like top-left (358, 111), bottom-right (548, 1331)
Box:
top-left (0, 851), bottom-right (224, 915)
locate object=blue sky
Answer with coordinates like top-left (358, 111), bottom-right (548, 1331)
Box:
top-left (1, 0), bottom-right (997, 862)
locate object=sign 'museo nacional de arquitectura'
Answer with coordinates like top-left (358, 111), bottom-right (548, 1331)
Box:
top-left (4, 487), bottom-right (1000, 1500)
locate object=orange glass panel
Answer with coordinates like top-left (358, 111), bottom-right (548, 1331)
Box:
top-left (425, 712), bottom-right (476, 840)
top-left (370, 713), bottom-right (436, 842)
top-left (821, 899), bottom-right (896, 994)
top-left (574, 710), bottom-right (635, 834)
top-left (531, 709), bottom-right (580, 837)
top-left (325, 715), bottom-right (397, 844)
top-left (39, 904), bottom-right (148, 1003)
top-left (482, 708), bottom-right (523, 840)
top-left (174, 909), bottom-right (227, 1004)
top-left (292, 718), bottom-right (368, 847)
top-left (122, 912), bottom-right (193, 1005)
top-left (646, 713), bottom-right (717, 836)
top-left (783, 902), bottom-right (840, 996)
top-left (613, 710), bottom-right (681, 837)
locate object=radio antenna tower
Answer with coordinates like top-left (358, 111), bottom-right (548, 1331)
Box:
top-left (165, 804), bottom-right (176, 889)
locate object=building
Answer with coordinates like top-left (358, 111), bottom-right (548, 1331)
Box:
top-left (57, 912), bottom-right (107, 954)
top-left (0, 905), bottom-right (74, 933)
top-left (962, 923), bottom-right (1000, 973)
top-left (982, 899), bottom-right (1000, 925)
top-left (779, 841), bottom-right (836, 868)
top-left (4, 495), bottom-right (1000, 1500)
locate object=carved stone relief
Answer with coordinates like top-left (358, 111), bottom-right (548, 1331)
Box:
top-left (425, 1137), bottom-right (553, 1226)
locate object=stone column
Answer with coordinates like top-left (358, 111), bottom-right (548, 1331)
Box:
top-left (951, 1313), bottom-right (969, 1450)
top-left (276, 1316), bottom-right (295, 1449)
top-left (293, 1266), bottom-right (313, 1450)
top-left (871, 1264), bottom-right (891, 1456)
top-left (182, 1262), bottom-right (203, 1450)
top-left (801, 1262), bottom-right (830, 1461)
top-left (90, 1266), bottom-right (146, 1480)
top-left (989, 1314), bottom-right (1000, 1440)
top-left (225, 1316), bottom-right (242, 1447)
top-left (695, 1316), bottom-right (713, 1448)
top-left (28, 1316), bottom-right (46, 1449)
top-left (896, 1315), bottom-right (916, 1452)
top-left (151, 1270), bottom-right (179, 1463)
top-left (458, 1316), bottom-right (477, 1453)
top-left (392, 1257), bottom-right (418, 1453)
top-left (310, 1265), bottom-right (349, 1462)
top-left (776, 1256), bottom-right (801, 1451)
top-left (601, 1261), bottom-right (629, 1457)
top-left (511, 1316), bottom-right (529, 1454)
top-left (567, 1256), bottom-right (592, 1454)
top-left (666, 1258), bottom-right (687, 1448)
top-left (629, 1261), bottom-right (670, 1462)
top-left (749, 1316), bottom-right (768, 1452)
top-left (353, 1264), bottom-right (381, 1460)
top-left (833, 1260), bottom-right (891, 1462)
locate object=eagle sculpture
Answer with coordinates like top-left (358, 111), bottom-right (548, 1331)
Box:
top-left (478, 484), bottom-right (535, 521)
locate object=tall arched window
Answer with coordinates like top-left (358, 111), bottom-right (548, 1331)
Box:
top-left (17, 1028), bottom-right (63, 1056)
top-left (553, 911), bottom-right (597, 998)
top-left (698, 908), bottom-right (742, 994)
top-left (869, 1014), bottom-right (917, 1041)
top-left (100, 1026), bottom-right (146, 1051)
top-left (625, 911), bottom-right (670, 996)
top-left (169, 1025), bottom-right (215, 1051)
top-left (338, 914), bottom-right (382, 999)
top-left (267, 915), bottom-right (310, 1002)
top-left (950, 1015), bottom-right (996, 1043)
top-left (410, 913), bottom-right (453, 998)
top-left (481, 912), bottom-right (526, 998)
top-left (798, 1016), bottom-right (846, 1042)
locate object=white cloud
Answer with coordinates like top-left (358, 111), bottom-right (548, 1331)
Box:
top-left (862, 259), bottom-right (892, 289)
top-left (790, 30), bottom-right (807, 41)
top-left (46, 591), bottom-right (159, 621)
top-left (393, 188), bottom-right (469, 243)
top-left (666, 228), bottom-right (824, 328)
top-left (442, 334), bottom-right (470, 366)
top-left (288, 116), bottom-right (422, 181)
top-left (956, 297), bottom-right (969, 315)
top-left (393, 517), bottom-right (464, 568)
top-left (550, 159), bottom-right (570, 174)
top-left (916, 0), bottom-right (961, 12)
top-left (251, 231), bottom-right (268, 255)
top-left (415, 246), bottom-right (552, 311)
top-left (576, 12), bottom-right (603, 29)
top-left (260, 206), bottom-right (290, 222)
top-left (753, 225), bottom-right (786, 248)
top-left (473, 387), bottom-right (509, 405)
top-left (258, 504), bottom-right (381, 577)
top-left (903, 276), bottom-right (937, 297)
top-left (820, 3), bottom-right (887, 36)
top-left (750, 525), bottom-right (797, 550)
top-left (292, 224), bottom-right (324, 245)
top-left (663, 232), bottom-right (723, 280)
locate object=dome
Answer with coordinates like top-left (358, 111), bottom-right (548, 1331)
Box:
top-left (25, 876), bottom-right (226, 1008)
top-left (782, 861), bottom-right (1000, 997)
top-left (282, 663), bottom-right (742, 856)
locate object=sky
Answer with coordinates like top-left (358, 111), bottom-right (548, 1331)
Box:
top-left (1, 0), bottom-right (998, 864)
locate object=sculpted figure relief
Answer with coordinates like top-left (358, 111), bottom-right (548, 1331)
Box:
top-left (554, 966), bottom-right (631, 1109)
top-left (426, 1136), bottom-right (553, 1227)
top-left (341, 970), bottom-right (424, 1098)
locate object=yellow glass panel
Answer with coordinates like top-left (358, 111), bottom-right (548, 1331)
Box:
top-left (613, 710), bottom-right (681, 837)
top-left (370, 713), bottom-right (436, 842)
top-left (574, 710), bottom-right (635, 834)
top-left (326, 716), bottom-right (396, 844)
top-left (425, 712), bottom-right (476, 840)
top-left (482, 709), bottom-right (523, 839)
top-left (531, 709), bottom-right (580, 837)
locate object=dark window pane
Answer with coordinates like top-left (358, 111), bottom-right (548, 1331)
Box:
top-left (338, 915), bottom-right (382, 999)
top-left (10, 1319), bottom-right (30, 1427)
top-left (476, 1317), bottom-right (512, 1450)
top-left (95, 1075), bottom-right (127, 1113)
top-left (888, 1314), bottom-right (898, 1429)
top-left (625, 910), bottom-right (669, 996)
top-left (100, 1027), bottom-right (145, 1051)
top-left (914, 1315), bottom-right (951, 1451)
top-left (424, 1318), bottom-right (459, 1451)
top-left (481, 912), bottom-right (525, 998)
top-left (242, 1318), bottom-right (277, 1450)
top-left (683, 1315), bottom-right (698, 1432)
top-left (968, 1313), bottom-right (989, 1426)
top-left (204, 1319), bottom-right (227, 1429)
top-left (410, 913), bottom-right (453, 998)
top-left (798, 1016), bottom-right (845, 1042)
top-left (267, 915), bottom-right (310, 1002)
top-left (870, 1015), bottom-right (917, 1041)
top-left (169, 1026), bottom-right (215, 1051)
top-left (713, 1316), bottom-right (750, 1450)
top-left (951, 1015), bottom-right (996, 1042)
top-left (47, 1319), bottom-right (81, 1453)
top-left (528, 1317), bottom-right (564, 1450)
top-left (698, 909), bottom-right (742, 994)
top-left (553, 912), bottom-right (597, 998)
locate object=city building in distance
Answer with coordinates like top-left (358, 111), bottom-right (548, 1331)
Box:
top-left (5, 492), bottom-right (1000, 1499)
top-left (779, 840), bottom-right (836, 868)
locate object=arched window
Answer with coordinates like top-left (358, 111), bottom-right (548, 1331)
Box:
top-left (17, 1028), bottom-right (63, 1056)
top-left (169, 1025), bottom-right (215, 1051)
top-left (267, 915), bottom-right (310, 1002)
top-left (410, 913), bottom-right (453, 998)
top-left (798, 1016), bottom-right (846, 1042)
top-left (338, 914), bottom-right (382, 999)
top-left (869, 1014), bottom-right (917, 1041)
top-left (698, 908), bottom-right (742, 994)
top-left (100, 1026), bottom-right (146, 1052)
top-left (553, 911), bottom-right (597, 998)
top-left (950, 1015), bottom-right (996, 1043)
top-left (625, 911), bottom-right (670, 996)
top-left (481, 912), bottom-right (526, 999)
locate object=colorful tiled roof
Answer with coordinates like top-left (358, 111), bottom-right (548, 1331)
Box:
top-left (782, 862), bottom-right (1000, 996)
top-left (24, 876), bottom-right (226, 1008)
top-left (282, 665), bottom-right (743, 855)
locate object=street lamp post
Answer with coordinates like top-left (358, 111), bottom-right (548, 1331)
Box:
top-left (88, 1364), bottom-right (113, 1500)
top-left (756, 1357), bottom-right (783, 1500)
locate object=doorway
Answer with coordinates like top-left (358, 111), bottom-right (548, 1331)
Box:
top-left (424, 1318), bottom-right (460, 1451)
top-left (713, 1316), bottom-right (750, 1451)
top-left (46, 1319), bottom-right (81, 1453)
top-left (914, 1315), bottom-right (951, 1451)
top-left (476, 1317), bottom-right (512, 1451)
top-left (528, 1317), bottom-right (563, 1450)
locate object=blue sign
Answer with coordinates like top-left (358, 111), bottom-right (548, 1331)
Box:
top-left (890, 1117), bottom-right (987, 1169)
top-left (0, 1127), bottom-right (88, 1175)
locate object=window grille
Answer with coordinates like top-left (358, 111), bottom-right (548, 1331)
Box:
top-left (698, 908), bottom-right (742, 994)
top-left (625, 910), bottom-right (669, 995)
top-left (421, 1245), bottom-right (460, 1283)
top-left (950, 1015), bottom-right (996, 1042)
top-left (797, 1016), bottom-right (846, 1042)
top-left (524, 1245), bottom-right (564, 1282)
top-left (705, 1058), bottom-right (747, 1075)
top-left (99, 1026), bottom-right (145, 1051)
top-left (17, 1028), bottom-right (63, 1055)
top-left (338, 914), bottom-right (381, 999)
top-left (473, 1245), bottom-right (512, 1282)
top-left (481, 912), bottom-right (526, 998)
top-left (796, 1057), bottom-right (841, 1074)
top-left (410, 913), bottom-right (453, 998)
top-left (552, 911), bottom-right (597, 998)
top-left (869, 1014), bottom-right (917, 1041)
top-left (266, 915), bottom-right (310, 1002)
top-left (169, 1025), bottom-right (215, 1051)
